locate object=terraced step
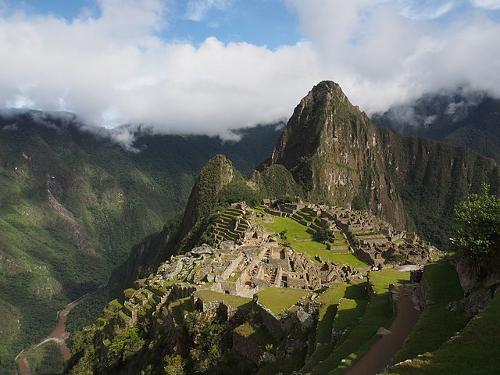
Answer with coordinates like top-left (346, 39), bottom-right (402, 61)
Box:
top-left (302, 283), bottom-right (366, 373)
top-left (308, 269), bottom-right (410, 374)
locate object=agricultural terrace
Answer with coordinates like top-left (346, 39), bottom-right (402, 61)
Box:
top-left (393, 261), bottom-right (468, 363)
top-left (256, 211), bottom-right (368, 269)
top-left (194, 290), bottom-right (252, 309)
top-left (308, 269), bottom-right (410, 374)
top-left (257, 287), bottom-right (309, 316)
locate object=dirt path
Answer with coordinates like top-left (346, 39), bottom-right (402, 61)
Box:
top-left (345, 284), bottom-right (421, 375)
top-left (16, 291), bottom-right (97, 375)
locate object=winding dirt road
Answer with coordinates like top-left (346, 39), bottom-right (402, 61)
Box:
top-left (16, 292), bottom-right (94, 375)
top-left (346, 284), bottom-right (421, 375)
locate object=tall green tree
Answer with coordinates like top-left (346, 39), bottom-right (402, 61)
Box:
top-left (453, 185), bottom-right (500, 267)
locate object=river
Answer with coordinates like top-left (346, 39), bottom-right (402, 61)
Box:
top-left (16, 292), bottom-right (94, 375)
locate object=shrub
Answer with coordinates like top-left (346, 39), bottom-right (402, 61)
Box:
top-left (453, 185), bottom-right (500, 265)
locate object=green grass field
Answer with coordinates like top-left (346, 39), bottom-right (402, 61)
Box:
top-left (392, 261), bottom-right (468, 363)
top-left (302, 282), bottom-right (368, 372)
top-left (234, 322), bottom-right (275, 346)
top-left (257, 215), bottom-right (368, 268)
top-left (309, 269), bottom-right (410, 374)
top-left (390, 294), bottom-right (500, 375)
top-left (315, 283), bottom-right (349, 343)
top-left (194, 290), bottom-right (252, 309)
top-left (257, 287), bottom-right (309, 316)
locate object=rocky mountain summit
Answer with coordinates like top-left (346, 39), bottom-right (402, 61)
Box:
top-left (266, 81), bottom-right (499, 247)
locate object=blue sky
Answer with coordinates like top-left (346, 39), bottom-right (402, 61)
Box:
top-left (1, 0), bottom-right (500, 137)
top-left (4, 0), bottom-right (302, 48)
top-left (6, 0), bottom-right (500, 48)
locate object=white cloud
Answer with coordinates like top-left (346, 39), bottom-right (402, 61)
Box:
top-left (471, 0), bottom-right (500, 10)
top-left (400, 1), bottom-right (455, 20)
top-left (185, 0), bottom-right (232, 21)
top-left (0, 0), bottom-right (499, 138)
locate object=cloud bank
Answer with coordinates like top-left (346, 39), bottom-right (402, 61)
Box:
top-left (0, 0), bottom-right (500, 136)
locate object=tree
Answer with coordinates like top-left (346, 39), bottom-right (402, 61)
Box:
top-left (453, 185), bottom-right (500, 265)
top-left (313, 221), bottom-right (333, 243)
top-left (163, 354), bottom-right (185, 375)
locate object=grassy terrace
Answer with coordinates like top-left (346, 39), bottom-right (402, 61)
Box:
top-left (302, 282), bottom-right (368, 372)
top-left (169, 297), bottom-right (193, 325)
top-left (309, 269), bottom-right (410, 374)
top-left (257, 287), bottom-right (309, 316)
top-left (194, 290), bottom-right (252, 309)
top-left (234, 322), bottom-right (275, 346)
top-left (391, 294), bottom-right (500, 375)
top-left (257, 214), bottom-right (368, 268)
top-left (392, 261), bottom-right (468, 363)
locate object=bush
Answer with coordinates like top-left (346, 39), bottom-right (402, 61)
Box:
top-left (453, 185), bottom-right (500, 264)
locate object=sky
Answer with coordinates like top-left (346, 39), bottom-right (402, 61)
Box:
top-left (1, 0), bottom-right (500, 137)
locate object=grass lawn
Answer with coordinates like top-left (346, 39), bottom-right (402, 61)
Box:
top-left (194, 290), bottom-right (252, 309)
top-left (392, 261), bottom-right (468, 363)
top-left (257, 287), bottom-right (309, 316)
top-left (258, 215), bottom-right (368, 268)
top-left (315, 283), bottom-right (349, 344)
top-left (302, 282), bottom-right (368, 373)
top-left (234, 322), bottom-right (275, 347)
top-left (390, 294), bottom-right (500, 375)
top-left (369, 268), bottom-right (411, 294)
top-left (309, 269), bottom-right (410, 374)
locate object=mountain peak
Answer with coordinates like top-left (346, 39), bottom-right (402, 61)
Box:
top-left (306, 80), bottom-right (351, 107)
top-left (177, 154), bottom-right (236, 247)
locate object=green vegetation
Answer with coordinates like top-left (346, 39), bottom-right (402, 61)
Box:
top-left (302, 282), bottom-right (368, 372)
top-left (310, 269), bottom-right (410, 374)
top-left (453, 185), bottom-right (500, 264)
top-left (234, 322), bottom-right (275, 347)
top-left (0, 115), bottom-right (280, 369)
top-left (25, 342), bottom-right (65, 375)
top-left (257, 287), bottom-right (309, 316)
top-left (195, 290), bottom-right (252, 309)
top-left (257, 214), bottom-right (368, 268)
top-left (391, 294), bottom-right (500, 375)
top-left (315, 283), bottom-right (349, 343)
top-left (394, 262), bottom-right (468, 363)
top-left (256, 164), bottom-right (303, 200)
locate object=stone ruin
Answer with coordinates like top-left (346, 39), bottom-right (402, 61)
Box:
top-left (261, 200), bottom-right (433, 268)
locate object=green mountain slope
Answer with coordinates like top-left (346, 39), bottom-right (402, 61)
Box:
top-left (372, 89), bottom-right (500, 163)
top-left (0, 111), bottom-right (281, 373)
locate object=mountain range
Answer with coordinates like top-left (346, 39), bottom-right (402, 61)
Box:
top-left (1, 81), bottom-right (499, 374)
top-left (64, 81), bottom-right (500, 375)
top-left (0, 113), bottom-right (281, 373)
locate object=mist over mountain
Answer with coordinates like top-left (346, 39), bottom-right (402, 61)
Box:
top-left (372, 88), bottom-right (500, 162)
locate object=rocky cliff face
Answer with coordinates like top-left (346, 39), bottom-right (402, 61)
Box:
top-left (270, 82), bottom-right (409, 228)
top-left (268, 81), bottom-right (499, 246)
